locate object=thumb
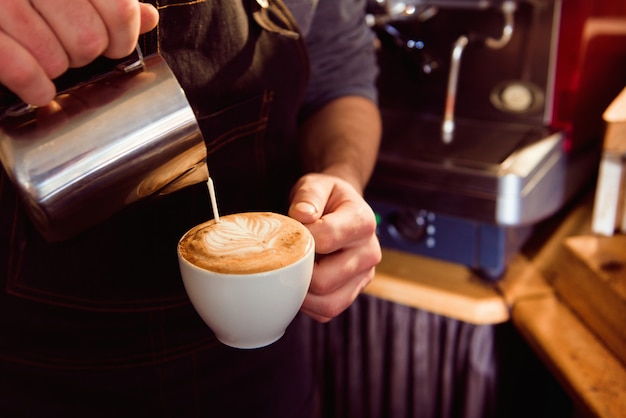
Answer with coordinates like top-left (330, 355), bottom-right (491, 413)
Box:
top-left (288, 175), bottom-right (329, 224)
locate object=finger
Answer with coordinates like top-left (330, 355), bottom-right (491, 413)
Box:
top-left (308, 235), bottom-right (381, 296)
top-left (301, 268), bottom-right (375, 322)
top-left (308, 202), bottom-right (377, 254)
top-left (289, 174), bottom-right (378, 253)
top-left (0, 34), bottom-right (56, 106)
top-left (138, 3), bottom-right (160, 34)
top-left (89, 0), bottom-right (143, 58)
top-left (1, 0), bottom-right (69, 80)
top-left (93, 2), bottom-right (159, 57)
top-left (302, 235), bottom-right (380, 322)
top-left (288, 175), bottom-right (330, 224)
top-left (32, 0), bottom-right (109, 68)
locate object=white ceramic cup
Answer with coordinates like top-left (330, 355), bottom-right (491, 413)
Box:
top-left (177, 212), bottom-right (315, 349)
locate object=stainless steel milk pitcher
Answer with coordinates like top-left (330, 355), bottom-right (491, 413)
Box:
top-left (0, 49), bottom-right (208, 242)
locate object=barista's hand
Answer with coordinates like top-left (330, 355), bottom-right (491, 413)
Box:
top-left (289, 173), bottom-right (382, 323)
top-left (0, 0), bottom-right (159, 106)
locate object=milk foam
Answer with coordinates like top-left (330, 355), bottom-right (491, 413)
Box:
top-left (202, 214), bottom-right (282, 256)
top-left (179, 212), bottom-right (313, 274)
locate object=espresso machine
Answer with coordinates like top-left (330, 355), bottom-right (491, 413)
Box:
top-left (365, 0), bottom-right (599, 279)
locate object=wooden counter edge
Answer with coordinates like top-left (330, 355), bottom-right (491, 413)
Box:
top-left (513, 295), bottom-right (626, 418)
top-left (366, 248), bottom-right (510, 325)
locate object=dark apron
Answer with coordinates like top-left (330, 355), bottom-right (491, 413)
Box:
top-left (0, 1), bottom-right (313, 416)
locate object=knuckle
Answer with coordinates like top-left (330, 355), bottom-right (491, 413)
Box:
top-left (109, 2), bottom-right (141, 55)
top-left (321, 299), bottom-right (347, 320)
top-left (309, 276), bottom-right (334, 295)
top-left (359, 206), bottom-right (378, 234)
top-left (80, 33), bottom-right (108, 57)
top-left (4, 66), bottom-right (38, 91)
top-left (357, 276), bottom-right (374, 296)
top-left (25, 37), bottom-right (71, 78)
top-left (43, 53), bottom-right (70, 79)
top-left (115, 0), bottom-right (139, 24)
top-left (317, 233), bottom-right (339, 254)
top-left (368, 243), bottom-right (383, 266)
top-left (310, 225), bottom-right (339, 254)
top-left (364, 215), bottom-right (378, 236)
top-left (69, 33), bottom-right (107, 66)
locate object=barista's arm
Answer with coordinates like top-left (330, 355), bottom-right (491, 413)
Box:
top-left (296, 0), bottom-right (381, 191)
top-left (298, 95), bottom-right (381, 194)
top-left (289, 96), bottom-right (382, 322)
top-left (287, 0), bottom-right (383, 322)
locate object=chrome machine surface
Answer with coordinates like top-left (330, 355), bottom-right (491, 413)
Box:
top-left (365, 0), bottom-right (598, 278)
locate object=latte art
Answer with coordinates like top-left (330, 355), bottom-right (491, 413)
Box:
top-left (203, 215), bottom-right (283, 256)
top-left (178, 212), bottom-right (314, 274)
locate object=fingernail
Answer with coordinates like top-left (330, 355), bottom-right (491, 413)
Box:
top-left (294, 201), bottom-right (317, 215)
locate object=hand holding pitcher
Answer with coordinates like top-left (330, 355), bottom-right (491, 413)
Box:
top-left (0, 0), bottom-right (159, 106)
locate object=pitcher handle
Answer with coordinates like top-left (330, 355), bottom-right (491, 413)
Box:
top-left (0, 45), bottom-right (145, 117)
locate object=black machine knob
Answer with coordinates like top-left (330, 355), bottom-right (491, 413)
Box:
top-left (389, 208), bottom-right (428, 242)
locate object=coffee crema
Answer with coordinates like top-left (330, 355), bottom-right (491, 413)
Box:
top-left (178, 212), bottom-right (314, 274)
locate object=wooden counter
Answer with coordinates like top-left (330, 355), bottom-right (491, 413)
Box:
top-left (365, 248), bottom-right (510, 325)
top-left (365, 196), bottom-right (626, 417)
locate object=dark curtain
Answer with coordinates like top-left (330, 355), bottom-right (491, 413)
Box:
top-left (301, 294), bottom-right (498, 418)
top-left (301, 293), bottom-right (573, 418)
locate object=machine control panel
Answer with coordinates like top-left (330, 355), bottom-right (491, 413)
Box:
top-left (387, 208), bottom-right (437, 248)
top-left (370, 199), bottom-right (533, 280)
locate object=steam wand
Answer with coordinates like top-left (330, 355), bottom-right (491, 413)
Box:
top-left (441, 0), bottom-right (517, 143)
top-left (485, 1), bottom-right (517, 49)
top-left (441, 34), bottom-right (468, 144)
